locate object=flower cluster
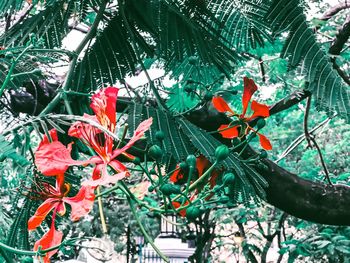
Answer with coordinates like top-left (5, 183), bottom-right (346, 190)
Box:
top-left (212, 77), bottom-right (272, 150)
top-left (29, 87), bottom-right (152, 262)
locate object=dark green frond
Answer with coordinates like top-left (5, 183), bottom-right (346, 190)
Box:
top-left (71, 13), bottom-right (140, 92)
top-left (207, 0), bottom-right (272, 50)
top-left (266, 0), bottom-right (350, 121)
top-left (0, 1), bottom-right (72, 49)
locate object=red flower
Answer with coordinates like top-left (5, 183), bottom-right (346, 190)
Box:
top-left (212, 77), bottom-right (272, 150)
top-left (35, 87), bottom-right (152, 187)
top-left (28, 179), bottom-right (95, 230)
top-left (28, 177), bottom-right (94, 262)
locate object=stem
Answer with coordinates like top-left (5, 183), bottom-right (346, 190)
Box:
top-left (303, 96), bottom-right (332, 185)
top-left (0, 238), bottom-right (81, 257)
top-left (39, 0), bottom-right (108, 116)
top-left (96, 187), bottom-right (108, 234)
top-left (128, 198), bottom-right (170, 263)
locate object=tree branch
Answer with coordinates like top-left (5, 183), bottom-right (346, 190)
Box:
top-left (329, 16), bottom-right (350, 85)
top-left (319, 2), bottom-right (350, 21)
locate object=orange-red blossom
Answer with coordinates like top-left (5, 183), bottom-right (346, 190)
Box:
top-left (212, 77), bottom-right (272, 150)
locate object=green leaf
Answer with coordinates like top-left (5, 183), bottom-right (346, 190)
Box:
top-left (0, 135), bottom-right (30, 167)
top-left (166, 83), bottom-right (199, 113)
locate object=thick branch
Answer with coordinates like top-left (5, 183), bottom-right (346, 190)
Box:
top-left (259, 159), bottom-right (350, 225)
top-left (329, 16), bottom-right (350, 85)
top-left (329, 16), bottom-right (350, 55)
top-left (319, 2), bottom-right (350, 21)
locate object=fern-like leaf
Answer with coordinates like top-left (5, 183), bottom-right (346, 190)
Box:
top-left (266, 0), bottom-right (350, 121)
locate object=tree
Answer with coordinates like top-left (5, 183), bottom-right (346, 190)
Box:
top-left (0, 0), bottom-right (349, 262)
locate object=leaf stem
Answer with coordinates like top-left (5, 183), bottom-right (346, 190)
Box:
top-left (128, 197), bottom-right (170, 263)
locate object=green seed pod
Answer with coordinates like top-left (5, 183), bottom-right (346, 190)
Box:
top-left (256, 118), bottom-right (266, 130)
top-left (148, 145), bottom-right (163, 160)
top-left (148, 185), bottom-right (155, 192)
top-left (186, 206), bottom-right (201, 221)
top-left (179, 161), bottom-right (188, 170)
top-left (215, 145), bottom-right (229, 162)
top-left (223, 173), bottom-right (235, 185)
top-left (188, 56), bottom-right (198, 65)
top-left (150, 168), bottom-right (157, 175)
top-left (186, 154), bottom-right (197, 168)
top-left (160, 183), bottom-right (181, 195)
top-left (133, 157), bottom-right (141, 165)
top-left (155, 130), bottom-right (165, 141)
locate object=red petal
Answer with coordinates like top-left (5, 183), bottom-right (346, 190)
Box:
top-left (34, 224), bottom-right (63, 263)
top-left (196, 155), bottom-right (209, 177)
top-left (257, 133), bottom-right (272, 150)
top-left (35, 141), bottom-right (87, 176)
top-left (109, 159), bottom-right (128, 173)
top-left (170, 167), bottom-right (184, 183)
top-left (130, 181), bottom-right (151, 200)
top-left (172, 201), bottom-right (188, 217)
top-left (218, 124), bottom-right (240, 139)
top-left (28, 199), bottom-right (59, 230)
top-left (38, 129), bottom-right (58, 148)
top-left (212, 96), bottom-right (235, 115)
top-left (63, 186), bottom-right (95, 221)
top-left (248, 100), bottom-right (270, 119)
top-left (90, 87), bottom-right (119, 132)
top-left (242, 77), bottom-right (258, 116)
top-left (111, 118), bottom-right (153, 159)
top-left (68, 114), bottom-right (114, 159)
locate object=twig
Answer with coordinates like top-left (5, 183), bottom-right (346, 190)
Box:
top-left (303, 96), bottom-right (332, 185)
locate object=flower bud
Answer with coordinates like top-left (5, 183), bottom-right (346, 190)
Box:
top-left (186, 206), bottom-right (201, 221)
top-left (204, 91), bottom-right (213, 101)
top-left (148, 185), bottom-right (155, 192)
top-left (215, 145), bottom-right (229, 162)
top-left (155, 130), bottom-right (165, 141)
top-left (160, 183), bottom-right (181, 195)
top-left (179, 161), bottom-right (188, 170)
top-left (184, 86), bottom-right (195, 92)
top-left (223, 173), bottom-right (235, 185)
top-left (186, 155), bottom-right (197, 168)
top-left (148, 145), bottom-right (163, 160)
top-left (260, 150), bottom-right (268, 159)
top-left (133, 157), bottom-right (141, 165)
